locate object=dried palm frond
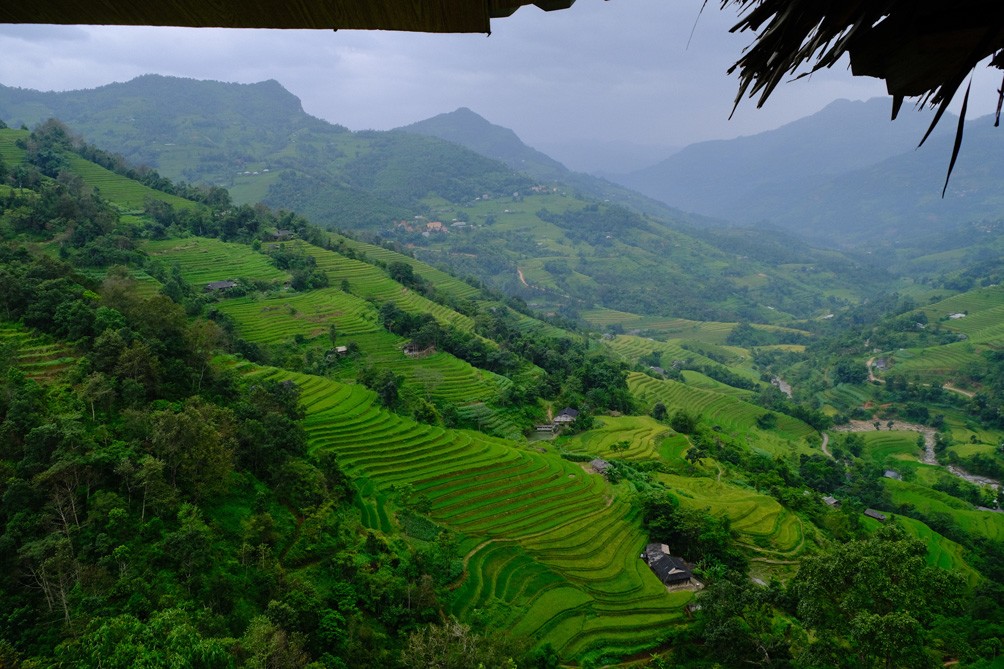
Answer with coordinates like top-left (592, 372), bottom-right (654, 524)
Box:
top-left (723, 0), bottom-right (1004, 193)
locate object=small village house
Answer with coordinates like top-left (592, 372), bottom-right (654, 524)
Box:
top-left (641, 543), bottom-right (694, 587)
top-left (204, 280), bottom-right (237, 292)
top-left (553, 408), bottom-right (579, 425)
top-left (590, 459), bottom-right (611, 476)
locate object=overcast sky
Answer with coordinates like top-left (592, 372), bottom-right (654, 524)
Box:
top-left (0, 0), bottom-right (996, 171)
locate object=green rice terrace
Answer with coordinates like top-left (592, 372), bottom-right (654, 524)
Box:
top-left (213, 287), bottom-right (517, 432)
top-left (558, 415), bottom-right (679, 461)
top-left (878, 285), bottom-right (1004, 384)
top-left (294, 240), bottom-right (476, 332)
top-left (4, 103), bottom-right (1004, 668)
top-left (235, 363), bottom-right (692, 659)
top-left (657, 473), bottom-right (810, 565)
top-left (627, 372), bottom-right (818, 457)
top-left (144, 237), bottom-right (290, 286)
top-left (0, 321), bottom-right (76, 382)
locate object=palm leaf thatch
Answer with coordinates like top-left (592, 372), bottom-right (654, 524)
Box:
top-left (724, 0), bottom-right (1004, 191)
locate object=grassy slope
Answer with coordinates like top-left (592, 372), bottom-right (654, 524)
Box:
top-left (235, 363), bottom-right (690, 659)
top-left (0, 128), bottom-right (198, 212)
top-left (885, 285), bottom-right (1004, 383)
top-left (627, 372), bottom-right (818, 458)
top-left (144, 237), bottom-right (291, 286)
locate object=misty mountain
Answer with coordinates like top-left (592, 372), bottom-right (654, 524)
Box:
top-left (399, 107), bottom-right (568, 181)
top-left (398, 106), bottom-right (706, 224)
top-left (614, 97), bottom-right (991, 244)
top-left (0, 75), bottom-right (538, 227)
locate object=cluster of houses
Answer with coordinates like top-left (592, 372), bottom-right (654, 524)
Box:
top-left (395, 217), bottom-right (471, 236)
top-left (535, 407), bottom-right (579, 433)
top-left (822, 495), bottom-right (888, 522)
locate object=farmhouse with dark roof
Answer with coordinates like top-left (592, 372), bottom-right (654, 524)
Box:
top-left (204, 280), bottom-right (238, 292)
top-left (641, 543), bottom-right (693, 586)
top-left (553, 407), bottom-right (579, 425)
top-left (590, 458), bottom-right (611, 476)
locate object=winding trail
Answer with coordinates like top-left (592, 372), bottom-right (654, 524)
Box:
top-left (820, 432), bottom-right (832, 458)
top-left (943, 383), bottom-right (975, 398)
top-left (866, 357), bottom-right (884, 383)
top-left (516, 267), bottom-right (528, 287)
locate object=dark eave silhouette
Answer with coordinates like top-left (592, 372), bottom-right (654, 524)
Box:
top-left (0, 0), bottom-right (575, 33)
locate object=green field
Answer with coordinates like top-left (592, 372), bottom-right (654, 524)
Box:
top-left (66, 154), bottom-right (198, 211)
top-left (559, 415), bottom-right (674, 460)
top-left (236, 363), bottom-right (690, 659)
top-left (0, 321), bottom-right (76, 381)
top-left (862, 515), bottom-right (979, 582)
top-left (858, 430), bottom-right (924, 468)
top-left (583, 310), bottom-right (737, 342)
top-left (294, 241), bottom-right (477, 332)
top-left (658, 473), bottom-right (809, 559)
top-left (216, 293), bottom-right (509, 413)
top-left (885, 479), bottom-right (1004, 542)
top-left (328, 232), bottom-right (482, 302)
top-left (627, 372), bottom-right (817, 456)
top-left (215, 288), bottom-right (379, 343)
top-left (0, 128), bottom-right (28, 162)
top-left (144, 237), bottom-right (290, 287)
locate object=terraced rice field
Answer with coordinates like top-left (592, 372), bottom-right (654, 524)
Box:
top-left (919, 287), bottom-right (1004, 337)
top-left (0, 129), bottom-right (27, 162)
top-left (627, 372), bottom-right (817, 455)
top-left (330, 234), bottom-right (482, 301)
top-left (679, 370), bottom-right (757, 397)
top-left (560, 416), bottom-right (673, 460)
top-left (78, 268), bottom-right (162, 299)
top-left (887, 287), bottom-right (1004, 382)
top-left (219, 299), bottom-right (504, 409)
top-left (237, 364), bottom-right (689, 658)
top-left (65, 155), bottom-right (197, 211)
top-left (583, 309), bottom-right (737, 343)
top-left (863, 515), bottom-right (978, 582)
top-left (0, 321), bottom-right (76, 381)
top-left (858, 430), bottom-right (923, 467)
top-left (890, 343), bottom-right (986, 382)
top-left (606, 335), bottom-right (723, 369)
top-left (294, 241), bottom-right (476, 332)
top-left (885, 479), bottom-right (1004, 542)
top-left (658, 473), bottom-right (808, 558)
top-left (816, 383), bottom-right (877, 413)
top-left (215, 288), bottom-right (379, 343)
top-left (144, 237), bottom-right (290, 287)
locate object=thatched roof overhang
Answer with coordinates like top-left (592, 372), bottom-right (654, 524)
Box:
top-left (0, 0), bottom-right (574, 33)
top-left (725, 0), bottom-right (1004, 116)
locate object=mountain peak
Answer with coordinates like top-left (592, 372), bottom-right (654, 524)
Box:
top-left (398, 108), bottom-right (569, 179)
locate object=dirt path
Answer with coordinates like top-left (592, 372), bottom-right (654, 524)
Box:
top-left (820, 432), bottom-right (832, 458)
top-left (866, 357), bottom-right (884, 383)
top-left (771, 377), bottom-right (793, 398)
top-left (943, 383), bottom-right (975, 398)
top-left (516, 267), bottom-right (528, 287)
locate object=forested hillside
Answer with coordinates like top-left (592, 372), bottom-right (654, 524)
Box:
top-left (0, 76), bottom-right (899, 325)
top-left (1, 105), bottom-right (1004, 669)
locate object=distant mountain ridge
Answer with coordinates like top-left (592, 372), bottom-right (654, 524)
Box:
top-left (611, 97), bottom-right (1004, 246)
top-left (399, 107), bottom-right (568, 180)
top-left (397, 106), bottom-right (708, 224)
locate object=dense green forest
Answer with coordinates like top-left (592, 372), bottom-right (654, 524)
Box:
top-left (1, 114), bottom-right (1003, 669)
